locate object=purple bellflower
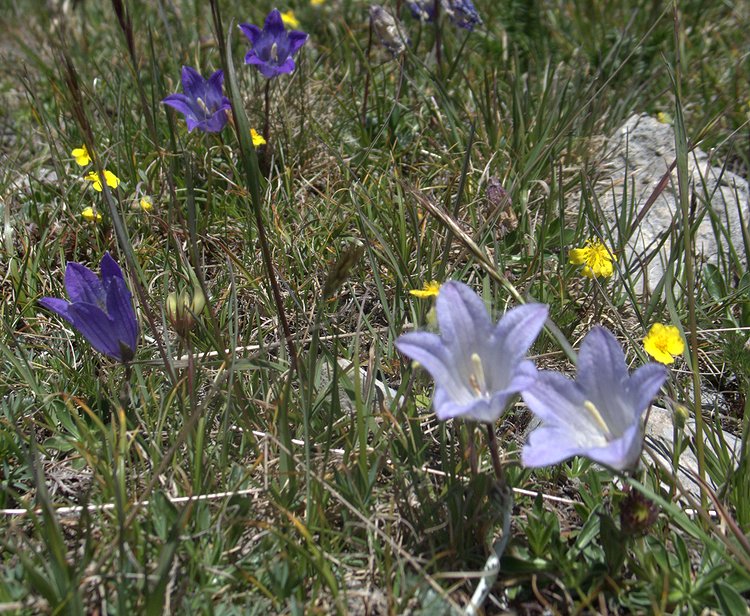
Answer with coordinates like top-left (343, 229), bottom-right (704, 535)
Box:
top-left (396, 281), bottom-right (548, 423)
top-left (521, 327), bottom-right (668, 471)
top-left (39, 253), bottom-right (139, 363)
top-left (407, 0), bottom-right (436, 22)
top-left (162, 66), bottom-right (231, 133)
top-left (444, 0), bottom-right (482, 30)
top-left (406, 0), bottom-right (481, 30)
top-left (239, 9), bottom-right (308, 79)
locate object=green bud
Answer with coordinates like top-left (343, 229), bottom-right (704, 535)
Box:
top-left (166, 286), bottom-right (206, 337)
top-left (673, 404), bottom-right (689, 429)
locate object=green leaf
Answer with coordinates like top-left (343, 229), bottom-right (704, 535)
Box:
top-left (713, 581), bottom-right (749, 615)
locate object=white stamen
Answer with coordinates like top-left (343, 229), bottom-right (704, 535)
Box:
top-left (468, 353), bottom-right (487, 396)
top-left (270, 42), bottom-right (279, 62)
top-left (196, 97), bottom-right (210, 114)
top-left (583, 400), bottom-right (612, 438)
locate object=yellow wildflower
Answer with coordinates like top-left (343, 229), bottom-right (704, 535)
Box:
top-left (311, 0), bottom-right (325, 5)
top-left (81, 206), bottom-right (102, 223)
top-left (251, 128), bottom-right (267, 147)
top-left (656, 111), bottom-right (673, 125)
top-left (71, 145), bottom-right (91, 167)
top-left (643, 323), bottom-right (684, 365)
top-left (85, 170), bottom-right (121, 192)
top-left (280, 10), bottom-right (300, 28)
top-left (139, 196), bottom-right (153, 211)
top-left (569, 239), bottom-right (616, 278)
top-left (410, 281), bottom-right (441, 298)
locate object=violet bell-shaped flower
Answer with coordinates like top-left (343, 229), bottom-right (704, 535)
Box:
top-left (443, 0), bottom-right (482, 30)
top-left (406, 0), bottom-right (436, 22)
top-left (521, 327), bottom-right (668, 471)
top-left (396, 281), bottom-right (548, 423)
top-left (162, 66), bottom-right (231, 133)
top-left (407, 0), bottom-right (481, 31)
top-left (39, 252), bottom-right (139, 363)
top-left (239, 9), bottom-right (308, 79)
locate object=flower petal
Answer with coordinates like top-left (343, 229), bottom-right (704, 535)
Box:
top-left (576, 327), bottom-right (629, 408)
top-left (523, 418), bottom-right (639, 468)
top-left (100, 252), bottom-right (124, 283)
top-left (521, 371), bottom-right (598, 435)
top-left (626, 363), bottom-right (667, 416)
top-left (264, 8), bottom-right (285, 35)
top-left (485, 303), bottom-right (547, 388)
top-left (396, 331), bottom-right (474, 404)
top-left (66, 303), bottom-right (121, 359)
top-left (180, 65), bottom-right (205, 99)
top-left (239, 23), bottom-right (262, 45)
top-left (433, 387), bottom-right (497, 422)
top-left (105, 275), bottom-right (138, 357)
top-left (205, 70), bottom-right (226, 109)
top-left (39, 297), bottom-right (73, 323)
top-left (287, 30), bottom-right (309, 55)
top-left (583, 421), bottom-right (644, 470)
top-left (65, 262), bottom-right (105, 307)
top-left (162, 94), bottom-right (198, 119)
top-left (522, 425), bottom-right (603, 467)
top-left (435, 281), bottom-right (492, 357)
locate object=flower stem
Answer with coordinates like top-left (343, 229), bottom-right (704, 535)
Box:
top-left (361, 17), bottom-right (373, 127)
top-left (263, 80), bottom-right (271, 143)
top-left (486, 424), bottom-right (505, 484)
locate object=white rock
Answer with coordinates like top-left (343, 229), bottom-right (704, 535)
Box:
top-left (594, 113), bottom-right (749, 293)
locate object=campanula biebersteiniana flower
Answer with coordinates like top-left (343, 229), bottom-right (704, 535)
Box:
top-left (396, 281), bottom-right (548, 423)
top-left (162, 66), bottom-right (231, 133)
top-left (521, 327), bottom-right (667, 471)
top-left (239, 9), bottom-right (308, 79)
top-left (39, 252), bottom-right (139, 363)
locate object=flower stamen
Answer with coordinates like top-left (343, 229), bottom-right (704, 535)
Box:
top-left (583, 400), bottom-right (613, 439)
top-left (469, 352), bottom-right (487, 396)
top-left (196, 97), bottom-right (210, 115)
top-left (270, 42), bottom-right (279, 62)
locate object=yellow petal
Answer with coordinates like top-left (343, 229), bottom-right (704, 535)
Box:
top-left (410, 281), bottom-right (441, 298)
top-left (71, 145), bottom-right (91, 166)
top-left (139, 196), bottom-right (153, 211)
top-left (251, 128), bottom-right (267, 147)
top-left (81, 206), bottom-right (102, 222)
top-left (280, 10), bottom-right (300, 28)
top-left (643, 323), bottom-right (684, 365)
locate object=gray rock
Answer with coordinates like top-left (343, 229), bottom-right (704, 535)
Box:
top-left (644, 405), bottom-right (740, 501)
top-left (593, 114), bottom-right (749, 293)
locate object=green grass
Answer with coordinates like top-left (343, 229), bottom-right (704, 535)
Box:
top-left (1, 0), bottom-right (749, 613)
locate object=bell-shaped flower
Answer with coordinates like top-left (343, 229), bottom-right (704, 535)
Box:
top-left (39, 252), bottom-right (139, 363)
top-left (521, 327), bottom-right (668, 471)
top-left (162, 66), bottom-right (231, 133)
top-left (239, 9), bottom-right (308, 79)
top-left (443, 0), bottom-right (482, 30)
top-left (396, 281), bottom-right (548, 423)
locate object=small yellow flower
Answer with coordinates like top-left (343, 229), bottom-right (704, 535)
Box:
top-left (84, 170), bottom-right (121, 192)
top-left (410, 281), bottom-right (441, 298)
top-left (251, 128), bottom-right (267, 147)
top-left (643, 323), bottom-right (684, 365)
top-left (71, 145), bottom-right (91, 167)
top-left (139, 196), bottom-right (153, 211)
top-left (280, 9), bottom-right (300, 28)
top-left (81, 206), bottom-right (102, 223)
top-left (569, 239), bottom-right (616, 278)
top-left (311, 0), bottom-right (325, 5)
top-left (656, 111), bottom-right (673, 125)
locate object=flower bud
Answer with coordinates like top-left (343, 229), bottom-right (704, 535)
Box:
top-left (166, 286), bottom-right (206, 337)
